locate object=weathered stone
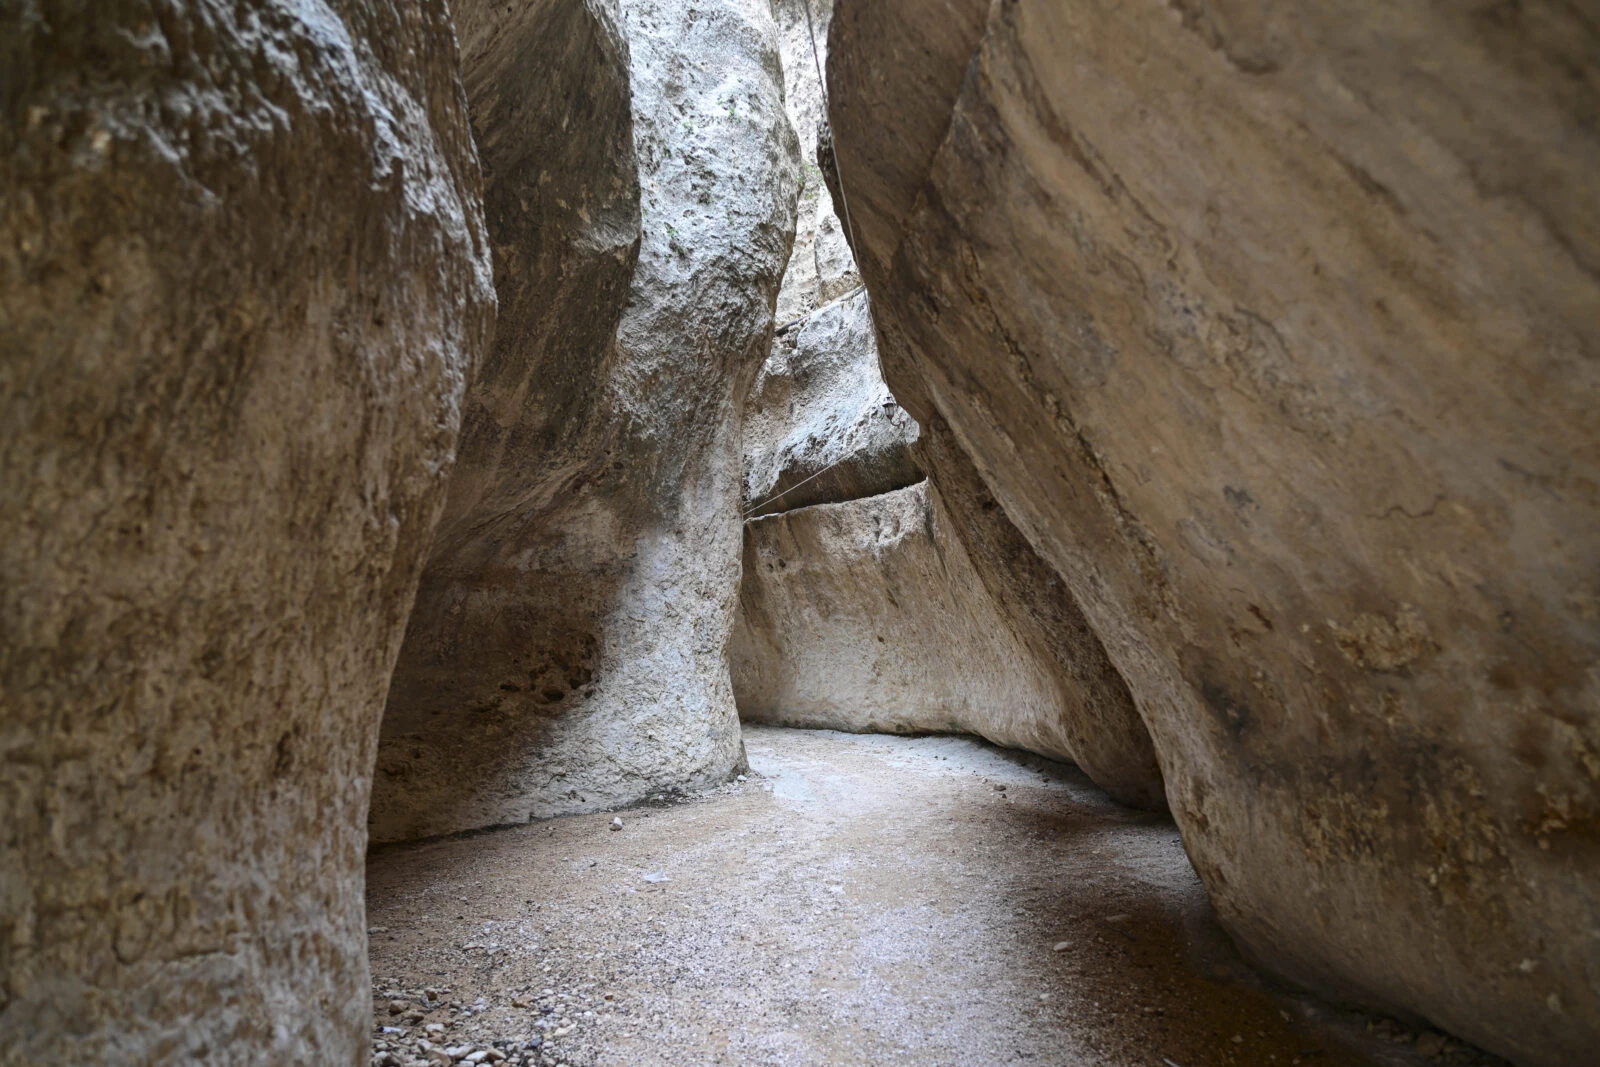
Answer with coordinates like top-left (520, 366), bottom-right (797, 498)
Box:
top-left (827, 1), bottom-right (1600, 1063)
top-left (743, 290), bottom-right (922, 519)
top-left (0, 0), bottom-right (494, 1060)
top-left (911, 415), bottom-right (1164, 810)
top-left (371, 0), bottom-right (641, 842)
top-left (740, 0), bottom-right (1159, 809)
top-left (734, 482), bottom-right (1134, 769)
top-left (371, 0), bottom-right (798, 842)
top-left (770, 0), bottom-right (831, 327)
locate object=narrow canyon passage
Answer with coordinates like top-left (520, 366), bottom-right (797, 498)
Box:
top-left (366, 727), bottom-right (1498, 1067)
top-left (7, 0), bottom-right (1595, 1063)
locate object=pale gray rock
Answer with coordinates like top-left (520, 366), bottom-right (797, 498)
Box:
top-left (0, 0), bottom-right (494, 1061)
top-left (742, 0), bottom-right (1159, 809)
top-left (770, 0), bottom-right (831, 326)
top-left (734, 482), bottom-right (1126, 768)
top-left (827, 1), bottom-right (1600, 1063)
top-left (372, 0), bottom-right (641, 842)
top-left (770, 0), bottom-right (859, 323)
top-left (744, 290), bottom-right (922, 518)
top-left (811, 192), bottom-right (860, 303)
top-left (371, 0), bottom-right (798, 842)
top-left (747, 0), bottom-right (911, 520)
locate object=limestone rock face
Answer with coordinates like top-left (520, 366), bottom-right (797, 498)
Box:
top-left (372, 0), bottom-right (640, 841)
top-left (743, 290), bottom-right (922, 518)
top-left (372, 0), bottom-right (798, 842)
top-left (0, 0), bottom-right (493, 1061)
top-left (771, 0), bottom-right (854, 326)
top-left (738, 0), bottom-right (1160, 810)
top-left (827, 1), bottom-right (1600, 1063)
top-left (745, 0), bottom-right (913, 521)
top-left (735, 480), bottom-right (1140, 775)
top-left (911, 416), bottom-right (1165, 811)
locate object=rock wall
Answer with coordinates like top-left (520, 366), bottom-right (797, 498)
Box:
top-left (734, 481), bottom-right (1125, 765)
top-left (372, 0), bottom-right (798, 843)
top-left (0, 0), bottom-right (494, 1061)
top-left (770, 0), bottom-right (859, 327)
top-left (743, 0), bottom-right (919, 521)
top-left (736, 0), bottom-right (1161, 810)
top-left (743, 290), bottom-right (922, 518)
top-left (911, 415), bottom-right (1166, 810)
top-left (372, 0), bottom-right (641, 842)
top-left (826, 1), bottom-right (1600, 1064)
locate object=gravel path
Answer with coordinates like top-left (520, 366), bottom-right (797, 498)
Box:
top-left (366, 726), bottom-right (1501, 1067)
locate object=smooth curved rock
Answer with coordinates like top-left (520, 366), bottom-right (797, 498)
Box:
top-left (741, 0), bottom-right (1160, 809)
top-left (372, 0), bottom-right (798, 842)
top-left (733, 481), bottom-right (1145, 776)
top-left (0, 0), bottom-right (494, 1060)
top-left (372, 0), bottom-right (641, 842)
top-left (827, 1), bottom-right (1600, 1063)
top-left (912, 415), bottom-right (1165, 810)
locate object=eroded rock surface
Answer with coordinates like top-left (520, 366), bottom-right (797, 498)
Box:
top-left (743, 290), bottom-right (921, 519)
top-left (737, 0), bottom-right (1160, 809)
top-left (372, 0), bottom-right (798, 842)
top-left (770, 0), bottom-right (859, 327)
top-left (742, 0), bottom-right (915, 521)
top-left (827, 1), bottom-right (1600, 1063)
top-left (735, 482), bottom-right (1109, 765)
top-left (0, 0), bottom-right (494, 1060)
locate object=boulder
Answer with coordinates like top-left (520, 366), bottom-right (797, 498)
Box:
top-left (826, 1), bottom-right (1600, 1063)
top-left (372, 0), bottom-right (798, 841)
top-left (0, 0), bottom-right (494, 1059)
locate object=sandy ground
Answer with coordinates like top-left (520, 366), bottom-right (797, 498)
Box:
top-left (366, 726), bottom-right (1506, 1067)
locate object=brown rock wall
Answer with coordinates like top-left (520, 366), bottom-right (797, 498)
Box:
top-left (0, 0), bottom-right (494, 1059)
top-left (827, 1), bottom-right (1600, 1063)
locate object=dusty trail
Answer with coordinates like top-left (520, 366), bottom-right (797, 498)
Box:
top-left (366, 727), bottom-right (1498, 1067)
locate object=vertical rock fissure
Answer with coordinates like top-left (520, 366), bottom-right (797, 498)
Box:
top-left (731, 0), bottom-right (1164, 812)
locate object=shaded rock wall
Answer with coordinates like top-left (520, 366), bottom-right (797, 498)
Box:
top-left (743, 0), bottom-right (919, 521)
top-left (372, 0), bottom-right (798, 842)
top-left (737, 0), bottom-right (1160, 809)
top-left (734, 481), bottom-right (1132, 769)
top-left (372, 0), bottom-right (641, 842)
top-left (911, 416), bottom-right (1165, 810)
top-left (827, 1), bottom-right (1600, 1063)
top-left (770, 0), bottom-right (859, 326)
top-left (743, 290), bottom-right (922, 518)
top-left (0, 0), bottom-right (494, 1060)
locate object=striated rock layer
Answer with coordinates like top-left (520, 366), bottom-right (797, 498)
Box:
top-left (827, 1), bottom-right (1600, 1063)
top-left (372, 0), bottom-right (798, 842)
top-left (0, 0), bottom-right (494, 1060)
